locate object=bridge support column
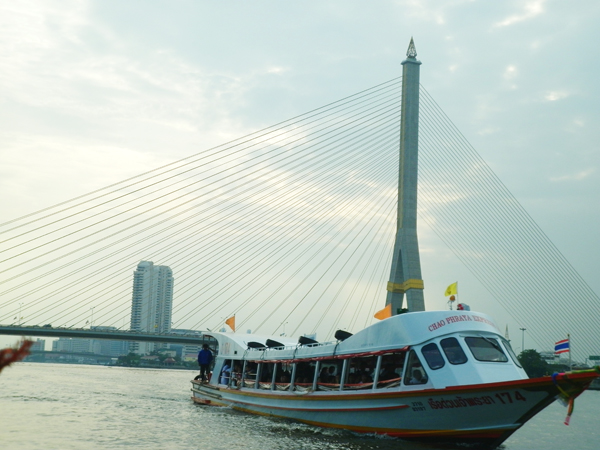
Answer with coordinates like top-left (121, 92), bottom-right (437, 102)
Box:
top-left (386, 38), bottom-right (425, 314)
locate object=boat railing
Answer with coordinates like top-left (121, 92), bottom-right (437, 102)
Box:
top-left (316, 377), bottom-right (401, 391)
top-left (293, 383), bottom-right (312, 392)
top-left (339, 381), bottom-right (374, 390)
top-left (315, 381), bottom-right (374, 391)
top-left (316, 383), bottom-right (338, 391)
top-left (237, 378), bottom-right (401, 391)
top-left (236, 380), bottom-right (278, 390)
top-left (376, 377), bottom-right (401, 388)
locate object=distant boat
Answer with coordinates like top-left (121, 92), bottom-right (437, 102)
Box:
top-left (589, 377), bottom-right (600, 390)
top-left (191, 313), bottom-right (599, 448)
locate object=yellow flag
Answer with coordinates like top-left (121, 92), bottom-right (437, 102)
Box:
top-left (444, 282), bottom-right (458, 297)
top-left (225, 315), bottom-right (236, 332)
top-left (374, 304), bottom-right (392, 320)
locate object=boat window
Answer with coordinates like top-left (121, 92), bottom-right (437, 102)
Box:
top-left (500, 338), bottom-right (522, 368)
top-left (343, 355), bottom-right (377, 390)
top-left (243, 362), bottom-right (258, 388)
top-left (403, 350), bottom-right (428, 385)
top-left (294, 361), bottom-right (316, 391)
top-left (465, 337), bottom-right (508, 362)
top-left (317, 359), bottom-right (341, 390)
top-left (220, 359), bottom-right (232, 385)
top-left (231, 361), bottom-right (243, 387)
top-left (440, 337), bottom-right (468, 365)
top-left (421, 343), bottom-right (445, 370)
top-left (258, 362), bottom-right (276, 388)
top-left (376, 353), bottom-right (404, 388)
top-left (274, 362), bottom-right (291, 391)
top-left (278, 362), bottom-right (292, 383)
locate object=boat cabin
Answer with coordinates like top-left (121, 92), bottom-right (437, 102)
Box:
top-left (205, 310), bottom-right (528, 393)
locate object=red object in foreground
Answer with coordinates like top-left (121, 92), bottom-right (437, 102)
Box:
top-left (0, 340), bottom-right (33, 374)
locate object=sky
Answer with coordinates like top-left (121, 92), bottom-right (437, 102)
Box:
top-left (1, 0), bottom-right (599, 353)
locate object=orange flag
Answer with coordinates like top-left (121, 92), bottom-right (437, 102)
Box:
top-left (374, 304), bottom-right (392, 320)
top-left (225, 315), bottom-right (236, 331)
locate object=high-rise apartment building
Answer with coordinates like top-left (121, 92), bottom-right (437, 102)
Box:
top-left (30, 339), bottom-right (46, 352)
top-left (91, 326), bottom-right (130, 357)
top-left (52, 337), bottom-right (101, 354)
top-left (50, 331), bottom-right (128, 358)
top-left (129, 261), bottom-right (174, 354)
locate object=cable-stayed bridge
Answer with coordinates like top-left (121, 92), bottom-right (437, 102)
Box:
top-left (0, 325), bottom-right (204, 345)
top-left (1, 72), bottom-right (599, 358)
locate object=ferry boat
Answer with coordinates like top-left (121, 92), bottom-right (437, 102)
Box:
top-left (191, 312), bottom-right (599, 448)
top-left (190, 40), bottom-right (600, 448)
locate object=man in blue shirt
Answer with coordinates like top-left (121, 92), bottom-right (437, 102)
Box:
top-left (197, 344), bottom-right (213, 382)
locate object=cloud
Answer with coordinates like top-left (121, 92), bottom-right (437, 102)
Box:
top-left (266, 66), bottom-right (290, 75)
top-left (401, 0), bottom-right (447, 25)
top-left (495, 0), bottom-right (547, 28)
top-left (550, 168), bottom-right (595, 182)
top-left (400, 0), bottom-right (480, 26)
top-left (503, 65), bottom-right (518, 80)
top-left (544, 91), bottom-right (569, 101)
top-left (477, 127), bottom-right (500, 136)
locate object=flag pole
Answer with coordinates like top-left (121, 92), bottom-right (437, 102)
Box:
top-left (568, 333), bottom-right (571, 370)
top-left (445, 282), bottom-right (458, 310)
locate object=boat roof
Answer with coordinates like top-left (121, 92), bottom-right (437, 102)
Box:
top-left (204, 310), bottom-right (502, 361)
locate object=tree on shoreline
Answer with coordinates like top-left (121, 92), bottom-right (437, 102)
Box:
top-left (117, 352), bottom-right (141, 366)
top-left (518, 349), bottom-right (549, 378)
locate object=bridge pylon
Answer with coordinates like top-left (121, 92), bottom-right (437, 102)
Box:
top-left (386, 38), bottom-right (425, 314)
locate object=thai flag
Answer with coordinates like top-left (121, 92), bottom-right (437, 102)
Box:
top-left (555, 338), bottom-right (570, 354)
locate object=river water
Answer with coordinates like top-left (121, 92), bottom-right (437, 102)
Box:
top-left (0, 363), bottom-right (598, 450)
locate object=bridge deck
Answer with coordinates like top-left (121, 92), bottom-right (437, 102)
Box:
top-left (0, 326), bottom-right (206, 345)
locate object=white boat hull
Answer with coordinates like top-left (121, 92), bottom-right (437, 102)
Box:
top-left (191, 370), bottom-right (597, 447)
